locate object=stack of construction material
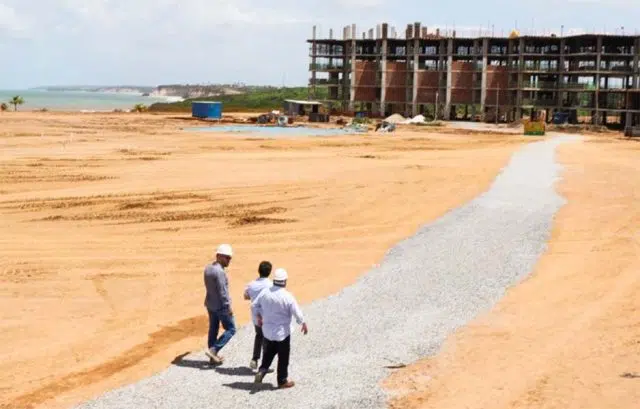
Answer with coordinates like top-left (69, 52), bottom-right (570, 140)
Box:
top-left (403, 114), bottom-right (426, 124)
top-left (384, 114), bottom-right (406, 124)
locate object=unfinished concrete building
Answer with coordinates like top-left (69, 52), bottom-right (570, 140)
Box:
top-left (307, 23), bottom-right (640, 126)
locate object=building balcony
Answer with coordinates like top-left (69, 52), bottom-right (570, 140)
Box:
top-left (521, 99), bottom-right (558, 106)
top-left (520, 66), bottom-right (560, 72)
top-left (310, 53), bottom-right (347, 58)
top-left (607, 66), bottom-right (634, 73)
top-left (309, 63), bottom-right (350, 71)
top-left (523, 81), bottom-right (558, 89)
top-left (560, 83), bottom-right (596, 90)
top-left (309, 78), bottom-right (342, 86)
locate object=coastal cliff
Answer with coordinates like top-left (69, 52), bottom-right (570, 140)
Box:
top-left (151, 84), bottom-right (245, 99)
top-left (34, 84), bottom-right (249, 99)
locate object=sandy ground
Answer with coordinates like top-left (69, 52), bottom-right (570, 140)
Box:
top-left (386, 135), bottom-right (640, 408)
top-left (0, 112), bottom-right (527, 409)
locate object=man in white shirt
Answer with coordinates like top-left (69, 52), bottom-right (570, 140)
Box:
top-left (252, 268), bottom-right (308, 389)
top-left (243, 261), bottom-right (273, 370)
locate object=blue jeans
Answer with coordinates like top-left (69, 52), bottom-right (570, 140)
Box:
top-left (207, 308), bottom-right (236, 353)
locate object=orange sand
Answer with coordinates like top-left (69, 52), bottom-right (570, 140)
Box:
top-left (386, 134), bottom-right (640, 409)
top-left (0, 112), bottom-right (526, 409)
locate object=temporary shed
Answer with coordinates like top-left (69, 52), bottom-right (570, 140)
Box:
top-left (192, 101), bottom-right (222, 119)
top-left (282, 99), bottom-right (329, 122)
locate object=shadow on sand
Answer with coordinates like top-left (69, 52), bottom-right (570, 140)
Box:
top-left (171, 352), bottom-right (257, 377)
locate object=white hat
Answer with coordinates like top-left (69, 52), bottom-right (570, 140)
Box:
top-left (216, 244), bottom-right (233, 257)
top-left (273, 268), bottom-right (288, 282)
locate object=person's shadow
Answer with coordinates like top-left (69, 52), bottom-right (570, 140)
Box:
top-left (222, 381), bottom-right (277, 394)
top-left (171, 352), bottom-right (279, 393)
top-left (170, 352), bottom-right (260, 376)
top-left (171, 352), bottom-right (218, 371)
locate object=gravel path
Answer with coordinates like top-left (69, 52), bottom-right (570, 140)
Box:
top-left (75, 135), bottom-right (578, 409)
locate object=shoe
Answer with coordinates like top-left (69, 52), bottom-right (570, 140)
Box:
top-left (250, 360), bottom-right (258, 370)
top-left (205, 348), bottom-right (223, 364)
top-left (278, 380), bottom-right (295, 389)
top-left (254, 370), bottom-right (266, 384)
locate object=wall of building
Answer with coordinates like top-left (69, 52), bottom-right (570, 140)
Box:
top-left (416, 70), bottom-right (439, 103)
top-left (354, 61), bottom-right (377, 101)
top-left (385, 61), bottom-right (408, 103)
top-left (486, 66), bottom-right (510, 105)
top-left (451, 61), bottom-right (475, 105)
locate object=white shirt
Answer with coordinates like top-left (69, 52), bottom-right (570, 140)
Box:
top-left (244, 277), bottom-right (272, 325)
top-left (252, 286), bottom-right (304, 342)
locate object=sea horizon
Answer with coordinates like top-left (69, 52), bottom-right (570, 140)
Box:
top-left (0, 89), bottom-right (182, 112)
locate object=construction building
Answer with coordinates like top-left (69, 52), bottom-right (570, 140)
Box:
top-left (307, 22), bottom-right (640, 126)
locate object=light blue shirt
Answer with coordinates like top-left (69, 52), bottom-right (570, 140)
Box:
top-left (244, 277), bottom-right (272, 325)
top-left (252, 286), bottom-right (305, 342)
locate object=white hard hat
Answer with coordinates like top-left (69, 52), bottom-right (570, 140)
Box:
top-left (216, 244), bottom-right (233, 257)
top-left (273, 268), bottom-right (288, 282)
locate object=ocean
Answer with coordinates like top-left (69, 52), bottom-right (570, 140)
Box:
top-left (0, 89), bottom-right (182, 112)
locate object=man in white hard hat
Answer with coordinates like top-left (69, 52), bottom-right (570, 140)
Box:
top-left (203, 244), bottom-right (236, 364)
top-left (243, 261), bottom-right (273, 370)
top-left (252, 268), bottom-right (308, 388)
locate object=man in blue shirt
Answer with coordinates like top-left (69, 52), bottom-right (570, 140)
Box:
top-left (203, 244), bottom-right (236, 364)
top-left (243, 261), bottom-right (273, 369)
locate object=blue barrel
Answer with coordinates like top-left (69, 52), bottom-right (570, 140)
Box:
top-left (192, 101), bottom-right (222, 119)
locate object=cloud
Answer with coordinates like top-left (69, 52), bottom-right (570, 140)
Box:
top-left (0, 3), bottom-right (32, 38)
top-left (1, 0), bottom-right (638, 88)
top-left (565, 0), bottom-right (635, 3)
top-left (337, 0), bottom-right (384, 8)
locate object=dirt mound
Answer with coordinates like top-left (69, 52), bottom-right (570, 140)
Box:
top-left (384, 114), bottom-right (406, 124)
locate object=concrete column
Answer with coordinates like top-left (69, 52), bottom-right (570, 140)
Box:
top-left (310, 26), bottom-right (317, 99)
top-left (627, 37), bottom-right (640, 126)
top-left (349, 24), bottom-right (357, 112)
top-left (444, 38), bottom-right (453, 120)
top-left (470, 39), bottom-right (479, 120)
top-left (595, 36), bottom-right (603, 124)
top-left (634, 38), bottom-right (640, 88)
top-left (516, 38), bottom-right (524, 119)
top-left (436, 40), bottom-right (445, 119)
top-left (412, 22), bottom-right (420, 117)
top-left (506, 40), bottom-right (514, 122)
top-left (380, 23), bottom-right (388, 117)
top-left (557, 38), bottom-right (566, 111)
top-left (480, 38), bottom-right (489, 121)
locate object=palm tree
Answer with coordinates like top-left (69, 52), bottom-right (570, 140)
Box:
top-left (0, 103), bottom-right (7, 112)
top-left (10, 96), bottom-right (24, 111)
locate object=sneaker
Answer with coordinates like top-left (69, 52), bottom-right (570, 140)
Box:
top-left (249, 360), bottom-right (258, 370)
top-left (254, 370), bottom-right (266, 384)
top-left (278, 380), bottom-right (295, 389)
top-left (205, 348), bottom-right (223, 364)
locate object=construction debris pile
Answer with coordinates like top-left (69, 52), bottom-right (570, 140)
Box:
top-left (384, 114), bottom-right (406, 124)
top-left (382, 113), bottom-right (428, 125)
top-left (249, 110), bottom-right (294, 127)
top-left (375, 121), bottom-right (396, 133)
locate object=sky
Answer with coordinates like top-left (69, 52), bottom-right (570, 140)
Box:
top-left (0, 0), bottom-right (639, 89)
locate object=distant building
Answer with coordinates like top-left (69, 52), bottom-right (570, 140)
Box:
top-left (307, 22), bottom-right (640, 126)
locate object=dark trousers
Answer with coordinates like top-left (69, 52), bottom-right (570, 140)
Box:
top-left (252, 325), bottom-right (265, 361)
top-left (207, 309), bottom-right (236, 353)
top-left (259, 336), bottom-right (291, 385)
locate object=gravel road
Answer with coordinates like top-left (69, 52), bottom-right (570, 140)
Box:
top-left (75, 135), bottom-right (578, 409)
